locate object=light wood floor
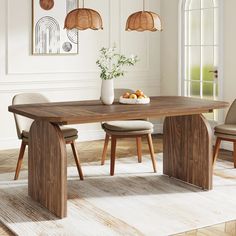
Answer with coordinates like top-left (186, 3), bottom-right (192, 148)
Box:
top-left (0, 135), bottom-right (235, 236)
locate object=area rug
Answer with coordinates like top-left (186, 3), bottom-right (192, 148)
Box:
top-left (0, 154), bottom-right (236, 236)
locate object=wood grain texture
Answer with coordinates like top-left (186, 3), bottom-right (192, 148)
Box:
top-left (28, 120), bottom-right (67, 218)
top-left (234, 142), bottom-right (236, 168)
top-left (213, 137), bottom-right (222, 166)
top-left (110, 136), bottom-right (117, 176)
top-left (136, 137), bottom-right (142, 163)
top-left (163, 115), bottom-right (213, 190)
top-left (101, 134), bottom-right (110, 165)
top-left (147, 134), bottom-right (157, 173)
top-left (8, 96), bottom-right (229, 125)
top-left (71, 141), bottom-right (84, 180)
top-left (14, 141), bottom-right (27, 180)
top-left (7, 97), bottom-right (229, 219)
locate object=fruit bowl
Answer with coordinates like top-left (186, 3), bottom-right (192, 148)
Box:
top-left (119, 96), bottom-right (150, 104)
top-left (119, 90), bottom-right (150, 104)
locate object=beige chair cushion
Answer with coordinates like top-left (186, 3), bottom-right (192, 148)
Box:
top-left (22, 127), bottom-right (78, 142)
top-left (225, 99), bottom-right (236, 124)
top-left (215, 124), bottom-right (236, 140)
top-left (103, 120), bottom-right (153, 132)
top-left (104, 129), bottom-right (153, 136)
top-left (215, 124), bottom-right (236, 136)
top-left (12, 93), bottom-right (50, 139)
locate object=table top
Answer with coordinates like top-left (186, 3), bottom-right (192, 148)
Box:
top-left (8, 96), bottom-right (229, 125)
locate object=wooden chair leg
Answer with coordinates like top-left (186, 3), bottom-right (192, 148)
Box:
top-left (71, 141), bottom-right (84, 180)
top-left (147, 134), bottom-right (157, 173)
top-left (110, 136), bottom-right (117, 176)
top-left (234, 142), bottom-right (236, 168)
top-left (136, 137), bottom-right (142, 163)
top-left (14, 141), bottom-right (27, 180)
top-left (101, 134), bottom-right (109, 165)
top-left (213, 137), bottom-right (221, 166)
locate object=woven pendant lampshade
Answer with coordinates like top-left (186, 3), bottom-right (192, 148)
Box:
top-left (126, 0), bottom-right (162, 32)
top-left (64, 0), bottom-right (103, 30)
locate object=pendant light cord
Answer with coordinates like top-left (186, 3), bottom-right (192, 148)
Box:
top-left (143, 0), bottom-right (145, 11)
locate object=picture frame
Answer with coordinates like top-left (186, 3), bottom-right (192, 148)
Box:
top-left (32, 0), bottom-right (79, 55)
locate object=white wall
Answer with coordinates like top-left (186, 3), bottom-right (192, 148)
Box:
top-left (0, 0), bottom-right (161, 150)
top-left (160, 0), bottom-right (179, 96)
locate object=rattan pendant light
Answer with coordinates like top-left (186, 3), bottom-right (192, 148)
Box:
top-left (64, 0), bottom-right (103, 30)
top-left (126, 0), bottom-right (162, 32)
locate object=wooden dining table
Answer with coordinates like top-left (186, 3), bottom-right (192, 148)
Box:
top-left (8, 96), bottom-right (228, 218)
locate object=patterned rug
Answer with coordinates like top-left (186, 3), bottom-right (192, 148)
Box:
top-left (0, 154), bottom-right (236, 236)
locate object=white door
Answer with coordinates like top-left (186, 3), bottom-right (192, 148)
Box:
top-left (180, 0), bottom-right (222, 120)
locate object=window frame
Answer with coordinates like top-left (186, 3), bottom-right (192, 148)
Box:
top-left (178, 0), bottom-right (224, 121)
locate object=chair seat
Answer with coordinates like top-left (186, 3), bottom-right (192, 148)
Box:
top-left (103, 120), bottom-right (153, 131)
top-left (215, 124), bottom-right (236, 140)
top-left (22, 126), bottom-right (78, 141)
top-left (102, 120), bottom-right (153, 136)
top-left (215, 124), bottom-right (236, 135)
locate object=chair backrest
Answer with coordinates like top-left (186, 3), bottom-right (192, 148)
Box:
top-left (12, 93), bottom-right (50, 139)
top-left (114, 88), bottom-right (135, 100)
top-left (225, 99), bottom-right (236, 124)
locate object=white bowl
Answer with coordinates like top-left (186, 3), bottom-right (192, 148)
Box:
top-left (119, 96), bottom-right (150, 104)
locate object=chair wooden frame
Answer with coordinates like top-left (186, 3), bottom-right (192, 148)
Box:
top-left (14, 139), bottom-right (84, 180)
top-left (213, 137), bottom-right (236, 168)
top-left (101, 133), bottom-right (157, 176)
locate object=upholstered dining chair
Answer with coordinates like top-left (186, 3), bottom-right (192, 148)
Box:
top-left (12, 93), bottom-right (84, 180)
top-left (101, 88), bottom-right (157, 176)
top-left (213, 99), bottom-right (236, 168)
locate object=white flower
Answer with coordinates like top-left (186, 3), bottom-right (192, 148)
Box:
top-left (96, 46), bottom-right (138, 80)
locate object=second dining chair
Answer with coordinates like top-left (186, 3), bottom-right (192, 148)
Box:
top-left (12, 93), bottom-right (84, 180)
top-left (213, 99), bottom-right (236, 168)
top-left (101, 88), bottom-right (157, 176)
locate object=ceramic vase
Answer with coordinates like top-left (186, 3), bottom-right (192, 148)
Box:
top-left (100, 79), bottom-right (114, 105)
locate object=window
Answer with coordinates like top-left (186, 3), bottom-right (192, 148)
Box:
top-left (179, 0), bottom-right (222, 120)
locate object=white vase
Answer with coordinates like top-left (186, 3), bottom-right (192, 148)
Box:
top-left (101, 79), bottom-right (114, 105)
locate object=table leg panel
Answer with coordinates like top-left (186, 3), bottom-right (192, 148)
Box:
top-left (163, 114), bottom-right (213, 190)
top-left (28, 120), bottom-right (67, 218)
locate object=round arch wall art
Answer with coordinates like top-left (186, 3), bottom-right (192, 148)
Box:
top-left (32, 0), bottom-right (79, 55)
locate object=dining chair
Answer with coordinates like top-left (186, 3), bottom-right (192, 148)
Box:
top-left (101, 88), bottom-right (157, 176)
top-left (12, 93), bottom-right (84, 180)
top-left (213, 99), bottom-right (236, 168)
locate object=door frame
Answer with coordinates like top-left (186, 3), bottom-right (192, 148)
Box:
top-left (178, 0), bottom-right (224, 122)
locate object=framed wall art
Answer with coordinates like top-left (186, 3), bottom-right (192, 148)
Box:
top-left (32, 0), bottom-right (79, 55)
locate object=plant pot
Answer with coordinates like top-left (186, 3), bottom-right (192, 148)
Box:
top-left (101, 79), bottom-right (114, 105)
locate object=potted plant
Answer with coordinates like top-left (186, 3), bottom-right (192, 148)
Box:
top-left (96, 46), bottom-right (138, 105)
